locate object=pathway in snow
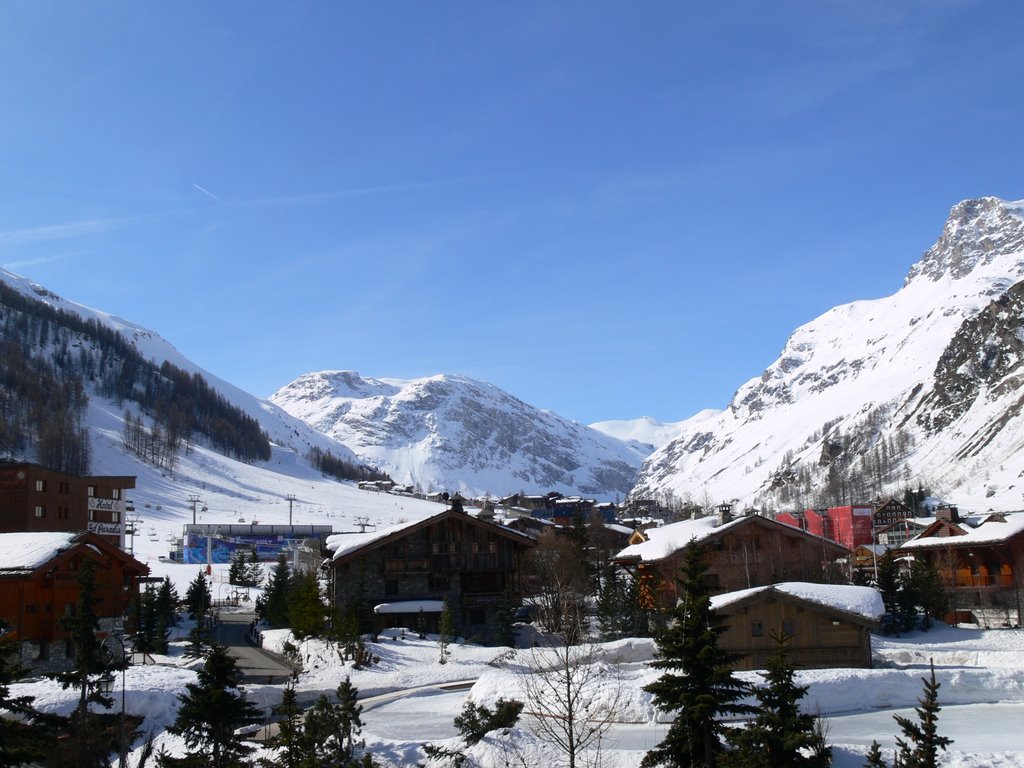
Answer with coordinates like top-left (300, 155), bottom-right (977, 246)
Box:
top-left (219, 611), bottom-right (297, 684)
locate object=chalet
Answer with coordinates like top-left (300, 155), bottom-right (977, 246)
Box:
top-left (873, 498), bottom-right (914, 529)
top-left (0, 531), bottom-right (148, 673)
top-left (613, 505), bottom-right (850, 613)
top-left (327, 507), bottom-right (536, 641)
top-left (711, 582), bottom-right (882, 670)
top-left (898, 511), bottom-right (1024, 627)
top-left (0, 461), bottom-right (135, 549)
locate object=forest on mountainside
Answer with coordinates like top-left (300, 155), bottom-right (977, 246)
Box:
top-left (0, 281), bottom-right (271, 473)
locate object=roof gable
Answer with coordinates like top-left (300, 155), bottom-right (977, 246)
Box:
top-left (711, 582), bottom-right (883, 625)
top-left (613, 514), bottom-right (850, 563)
top-left (328, 509), bottom-right (535, 566)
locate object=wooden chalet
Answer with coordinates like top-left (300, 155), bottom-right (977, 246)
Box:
top-left (711, 582), bottom-right (882, 670)
top-left (327, 507), bottom-right (536, 641)
top-left (898, 511), bottom-right (1024, 627)
top-left (613, 505), bottom-right (850, 613)
top-left (0, 531), bottom-right (148, 673)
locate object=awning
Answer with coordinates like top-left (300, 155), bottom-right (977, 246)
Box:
top-left (373, 600), bottom-right (445, 615)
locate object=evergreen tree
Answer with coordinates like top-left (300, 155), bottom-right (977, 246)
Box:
top-left (892, 662), bottom-right (953, 768)
top-left (907, 558), bottom-right (947, 631)
top-left (228, 551), bottom-right (245, 587)
top-left (156, 576), bottom-right (180, 628)
top-left (0, 628), bottom-right (53, 766)
top-left (245, 549), bottom-right (264, 587)
top-left (439, 597), bottom-right (454, 664)
top-left (289, 570), bottom-right (326, 640)
top-left (50, 558), bottom-right (118, 768)
top-left (133, 583), bottom-right (167, 655)
top-left (300, 678), bottom-right (366, 767)
top-left (161, 644), bottom-right (261, 768)
top-left (876, 556), bottom-right (902, 635)
top-left (262, 675), bottom-right (303, 768)
top-left (642, 542), bottom-right (753, 768)
top-left (863, 741), bottom-right (887, 768)
top-left (726, 632), bottom-right (831, 768)
top-left (257, 554), bottom-right (292, 628)
top-left (185, 571), bottom-right (212, 620)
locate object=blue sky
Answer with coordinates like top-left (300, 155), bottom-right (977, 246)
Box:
top-left (1, 2), bottom-right (1022, 425)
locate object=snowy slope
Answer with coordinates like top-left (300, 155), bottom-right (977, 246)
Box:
top-left (631, 197), bottom-right (1024, 511)
top-left (270, 370), bottom-right (645, 498)
top-left (0, 268), bottom-right (361, 465)
top-left (590, 410), bottom-right (720, 453)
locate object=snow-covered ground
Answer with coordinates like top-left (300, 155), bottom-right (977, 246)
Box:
top-left (12, 391), bottom-right (1024, 766)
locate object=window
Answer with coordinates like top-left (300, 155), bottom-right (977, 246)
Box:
top-left (112, 489), bottom-right (120, 500)
top-left (112, 511), bottom-right (120, 523)
top-left (35, 479), bottom-right (46, 492)
top-left (429, 575), bottom-right (449, 592)
top-left (751, 621), bottom-right (764, 637)
top-left (87, 485), bottom-right (95, 497)
top-left (782, 618), bottom-right (796, 636)
top-left (34, 505), bottom-right (45, 518)
top-left (88, 509), bottom-right (95, 521)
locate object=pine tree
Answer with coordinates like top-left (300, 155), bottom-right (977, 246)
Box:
top-left (642, 542), bottom-right (753, 768)
top-left (876, 556), bottom-right (902, 636)
top-left (263, 675), bottom-right (303, 768)
top-left (50, 557), bottom-right (118, 767)
top-left (300, 678), bottom-right (366, 767)
top-left (727, 632), bottom-right (831, 768)
top-left (161, 644), bottom-right (261, 768)
top-left (439, 597), bottom-right (454, 664)
top-left (907, 558), bottom-right (947, 631)
top-left (0, 629), bottom-right (52, 766)
top-left (289, 570), bottom-right (326, 640)
top-left (863, 740), bottom-right (887, 768)
top-left (185, 571), bottom-right (212, 620)
top-left (892, 662), bottom-right (953, 768)
top-left (258, 554), bottom-right (292, 628)
top-left (133, 583), bottom-right (167, 655)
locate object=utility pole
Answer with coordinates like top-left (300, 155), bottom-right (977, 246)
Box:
top-left (286, 494), bottom-right (297, 527)
top-left (187, 494), bottom-right (203, 525)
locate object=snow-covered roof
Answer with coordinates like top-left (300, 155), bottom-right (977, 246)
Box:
top-left (900, 512), bottom-right (1024, 550)
top-left (613, 515), bottom-right (746, 561)
top-left (326, 508), bottom-right (534, 562)
top-left (711, 582), bottom-right (885, 622)
top-left (326, 516), bottom-right (426, 561)
top-left (374, 600), bottom-right (445, 614)
top-left (613, 513), bottom-right (844, 563)
top-left (0, 532), bottom-right (78, 573)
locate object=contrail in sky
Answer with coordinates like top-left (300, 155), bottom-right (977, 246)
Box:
top-left (193, 184), bottom-right (221, 201)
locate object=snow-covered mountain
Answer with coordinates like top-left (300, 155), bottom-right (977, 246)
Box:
top-left (0, 267), bottom-right (361, 467)
top-left (270, 371), bottom-right (645, 498)
top-left (631, 196), bottom-right (1024, 512)
top-left (590, 411), bottom-right (721, 454)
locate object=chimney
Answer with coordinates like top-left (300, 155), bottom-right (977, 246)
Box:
top-left (716, 502), bottom-right (733, 526)
top-left (935, 505), bottom-right (959, 524)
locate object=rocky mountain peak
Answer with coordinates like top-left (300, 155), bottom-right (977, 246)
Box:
top-left (904, 196), bottom-right (1024, 285)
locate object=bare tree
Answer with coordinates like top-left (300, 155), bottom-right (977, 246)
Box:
top-left (520, 639), bottom-right (622, 768)
top-left (523, 531), bottom-right (590, 644)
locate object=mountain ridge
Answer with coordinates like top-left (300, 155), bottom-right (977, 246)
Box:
top-left (630, 196), bottom-right (1024, 513)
